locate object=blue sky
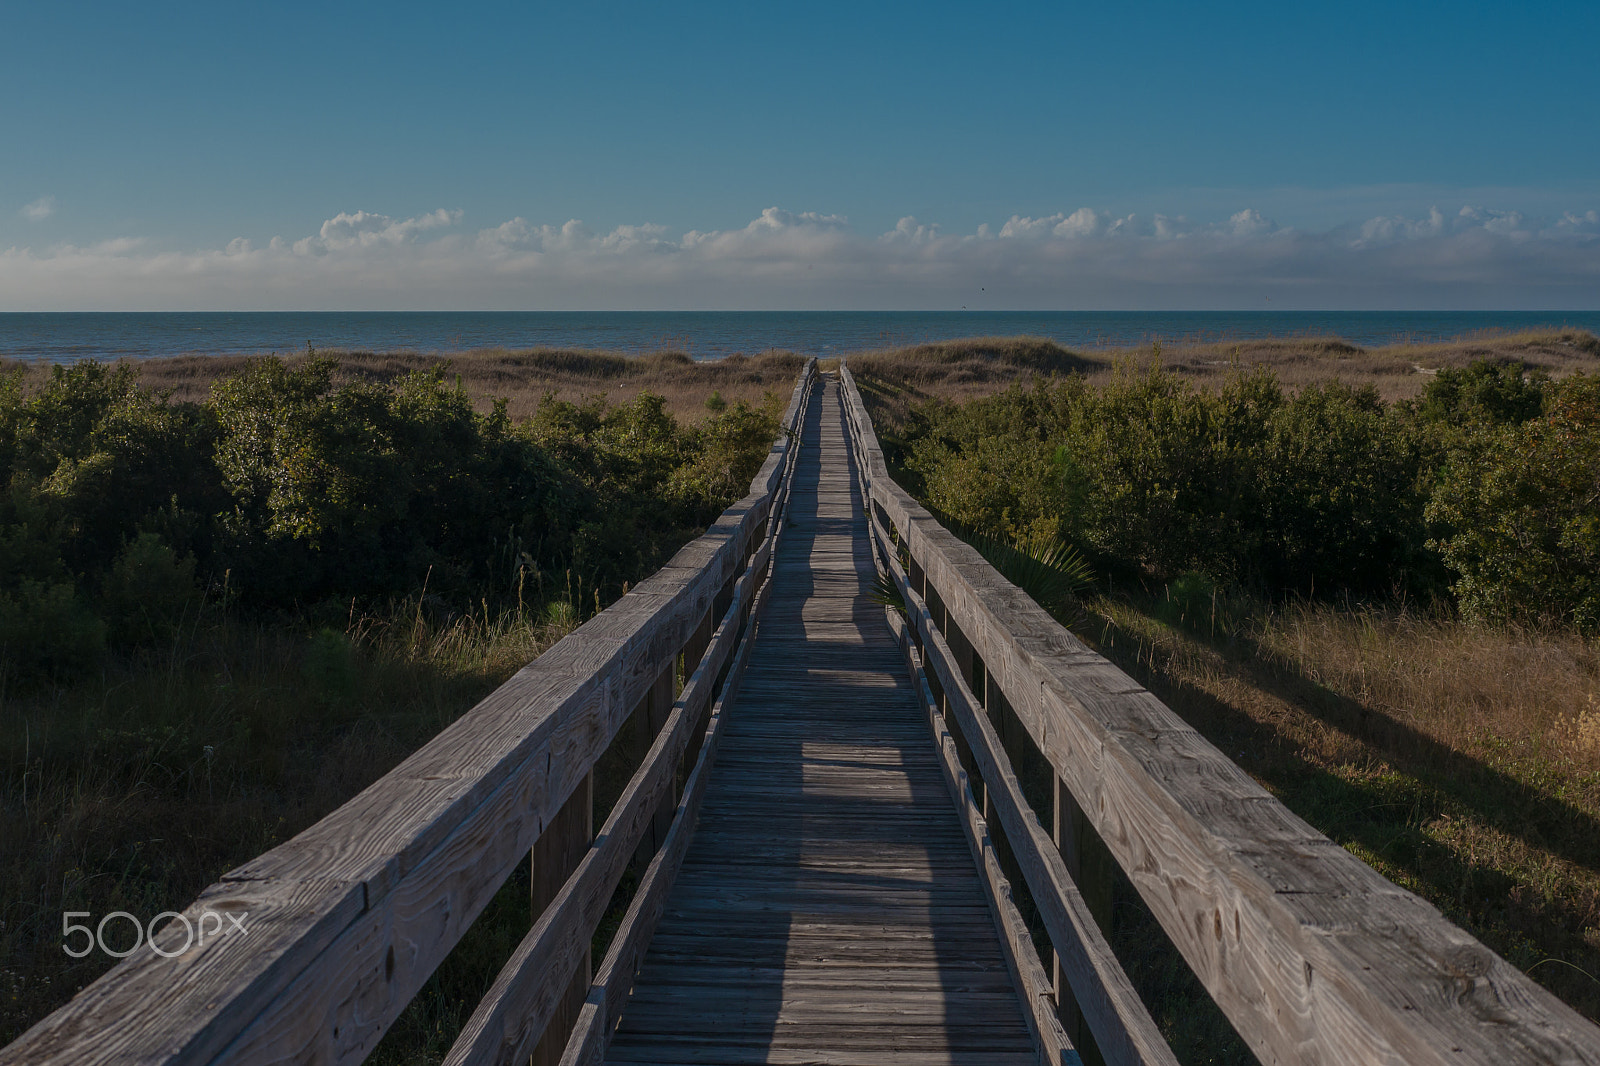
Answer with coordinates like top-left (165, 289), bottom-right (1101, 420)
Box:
top-left (3, 0), bottom-right (1598, 309)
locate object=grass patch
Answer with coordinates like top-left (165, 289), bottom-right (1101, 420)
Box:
top-left (2, 347), bottom-right (809, 425)
top-left (0, 596), bottom-right (588, 1048)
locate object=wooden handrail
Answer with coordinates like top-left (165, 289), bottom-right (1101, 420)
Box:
top-left (873, 501), bottom-right (1176, 1066)
top-left (1, 359), bottom-right (817, 1066)
top-left (838, 361), bottom-right (1600, 1066)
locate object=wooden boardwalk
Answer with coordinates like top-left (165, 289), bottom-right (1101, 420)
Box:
top-left (606, 377), bottom-right (1036, 1065)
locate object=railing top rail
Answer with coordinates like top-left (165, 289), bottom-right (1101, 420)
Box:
top-left (3, 359), bottom-right (817, 1066)
top-left (837, 360), bottom-right (1600, 1066)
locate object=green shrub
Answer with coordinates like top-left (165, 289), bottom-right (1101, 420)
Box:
top-left (0, 357), bottom-right (782, 680)
top-left (1416, 359), bottom-right (1547, 428)
top-left (212, 359), bottom-right (584, 602)
top-left (302, 627), bottom-right (359, 705)
top-left (899, 366), bottom-right (1430, 596)
top-left (0, 579), bottom-right (104, 680)
top-left (1426, 374), bottom-right (1600, 630)
top-left (101, 532), bottom-right (199, 645)
top-left (1254, 381), bottom-right (1433, 595)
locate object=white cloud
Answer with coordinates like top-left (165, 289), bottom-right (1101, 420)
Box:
top-left (21, 196), bottom-right (55, 221)
top-left (1228, 209), bottom-right (1276, 237)
top-left (306, 208), bottom-right (463, 252)
top-left (881, 216), bottom-right (940, 243)
top-left (0, 202), bottom-right (1597, 311)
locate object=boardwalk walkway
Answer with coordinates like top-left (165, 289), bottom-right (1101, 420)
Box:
top-left (606, 376), bottom-right (1035, 1064)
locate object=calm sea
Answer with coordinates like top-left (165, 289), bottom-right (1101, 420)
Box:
top-left (3, 311), bottom-right (1598, 364)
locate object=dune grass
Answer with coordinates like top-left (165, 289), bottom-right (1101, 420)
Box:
top-left (1, 347), bottom-right (809, 425)
top-left (849, 328), bottom-right (1600, 425)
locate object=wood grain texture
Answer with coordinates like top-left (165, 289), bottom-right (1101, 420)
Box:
top-left (0, 365), bottom-right (815, 1066)
top-left (602, 376), bottom-right (1039, 1066)
top-left (839, 362), bottom-right (1600, 1066)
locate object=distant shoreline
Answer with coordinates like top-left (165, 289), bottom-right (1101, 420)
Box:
top-left (4, 310), bottom-right (1600, 364)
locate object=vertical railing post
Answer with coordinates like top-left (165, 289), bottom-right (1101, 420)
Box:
top-left (680, 605), bottom-right (717, 772)
top-left (644, 665), bottom-right (677, 854)
top-left (530, 772), bottom-right (593, 1066)
top-left (1053, 774), bottom-right (1113, 1065)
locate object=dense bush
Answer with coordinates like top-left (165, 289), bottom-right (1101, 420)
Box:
top-left (895, 364), bottom-right (1432, 596)
top-left (884, 358), bottom-right (1599, 628)
top-left (1427, 373), bottom-right (1600, 630)
top-left (0, 358), bottom-right (781, 682)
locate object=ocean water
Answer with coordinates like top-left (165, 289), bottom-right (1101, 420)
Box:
top-left (2, 310), bottom-right (1598, 364)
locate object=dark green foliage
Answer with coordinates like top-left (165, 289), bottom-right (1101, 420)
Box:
top-left (896, 365), bottom-right (1431, 597)
top-left (211, 358), bottom-right (583, 602)
top-left (1416, 359), bottom-right (1547, 428)
top-left (0, 358), bottom-right (781, 683)
top-left (101, 532), bottom-right (199, 645)
top-left (1426, 374), bottom-right (1600, 631)
top-left (888, 360), bottom-right (1600, 627)
top-left (0, 579), bottom-right (104, 678)
top-left (867, 571), bottom-right (908, 615)
top-left (302, 627), bottom-right (359, 705)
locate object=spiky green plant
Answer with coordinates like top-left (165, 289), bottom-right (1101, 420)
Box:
top-left (867, 569), bottom-right (908, 616)
top-left (932, 515), bottom-right (1093, 627)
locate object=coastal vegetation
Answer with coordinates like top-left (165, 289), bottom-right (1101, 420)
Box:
top-left (854, 339), bottom-right (1600, 1059)
top-left (0, 354), bottom-right (783, 1049)
top-left (4, 332), bottom-right (1598, 1061)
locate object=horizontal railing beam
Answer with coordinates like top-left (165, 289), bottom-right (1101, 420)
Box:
top-left (443, 523), bottom-right (780, 1066)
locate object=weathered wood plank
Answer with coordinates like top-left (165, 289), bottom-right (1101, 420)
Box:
top-left (557, 399), bottom-right (799, 1066)
top-left (447, 379), bottom-right (809, 1066)
top-left (887, 606), bottom-right (1078, 1066)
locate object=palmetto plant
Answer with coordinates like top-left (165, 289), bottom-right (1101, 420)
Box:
top-left (871, 510), bottom-right (1093, 629)
top-left (867, 569), bottom-right (908, 615)
top-left (961, 526), bottom-right (1094, 627)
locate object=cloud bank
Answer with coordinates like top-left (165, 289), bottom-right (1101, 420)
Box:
top-left (3, 203), bottom-right (1598, 310)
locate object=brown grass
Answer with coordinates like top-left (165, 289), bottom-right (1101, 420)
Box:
top-left (1086, 593), bottom-right (1600, 1045)
top-left (0, 602), bottom-right (574, 1046)
top-left (849, 329), bottom-right (1600, 423)
top-left (2, 348), bottom-right (809, 424)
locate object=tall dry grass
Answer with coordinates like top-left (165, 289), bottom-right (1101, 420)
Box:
top-left (850, 328), bottom-right (1600, 426)
top-left (1085, 590), bottom-right (1600, 1048)
top-left (0, 594), bottom-right (581, 1048)
top-left (2, 347), bottom-right (808, 424)
top-left (1255, 603), bottom-right (1600, 777)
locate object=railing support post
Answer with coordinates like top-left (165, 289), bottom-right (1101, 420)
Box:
top-left (1053, 774), bottom-right (1113, 1065)
top-left (680, 605), bottom-right (717, 773)
top-left (632, 665), bottom-right (677, 864)
top-left (530, 772), bottom-right (593, 1066)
